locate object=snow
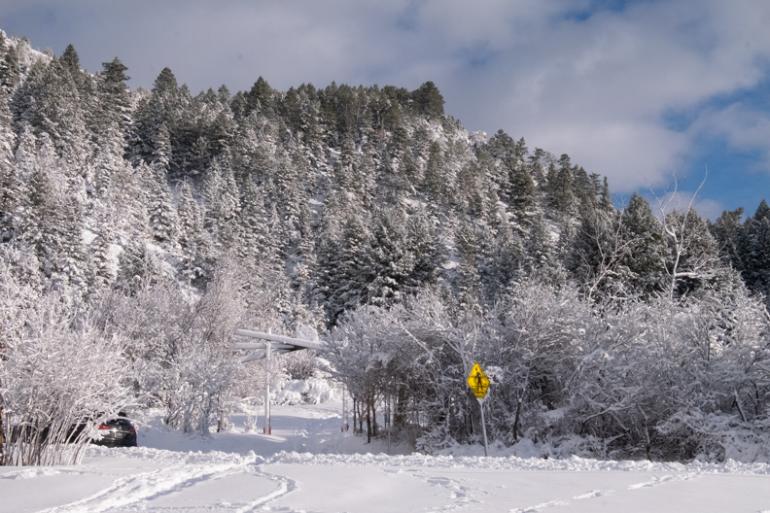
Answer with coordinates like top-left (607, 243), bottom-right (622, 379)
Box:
top-left (81, 228), bottom-right (99, 245)
top-left (3, 402), bottom-right (770, 513)
top-left (273, 377), bottom-right (338, 405)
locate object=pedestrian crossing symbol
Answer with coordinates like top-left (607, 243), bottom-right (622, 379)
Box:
top-left (466, 362), bottom-right (490, 400)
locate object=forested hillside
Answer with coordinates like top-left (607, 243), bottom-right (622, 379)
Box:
top-left (2, 31), bottom-right (770, 464)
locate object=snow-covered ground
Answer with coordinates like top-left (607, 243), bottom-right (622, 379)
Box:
top-left (2, 402), bottom-right (770, 513)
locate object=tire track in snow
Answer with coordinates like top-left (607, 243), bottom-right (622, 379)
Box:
top-left (35, 461), bottom-right (246, 513)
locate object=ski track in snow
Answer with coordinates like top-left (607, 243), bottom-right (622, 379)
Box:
top-left (510, 499), bottom-right (570, 513)
top-left (627, 471), bottom-right (700, 490)
top-left (235, 461), bottom-right (299, 513)
top-left (505, 471), bottom-right (705, 512)
top-left (32, 455), bottom-right (303, 513)
top-left (35, 460), bottom-right (248, 513)
top-left (10, 403), bottom-right (770, 513)
top-left (507, 487), bottom-right (606, 513)
top-left (408, 470), bottom-right (475, 513)
top-left (572, 489), bottom-right (603, 500)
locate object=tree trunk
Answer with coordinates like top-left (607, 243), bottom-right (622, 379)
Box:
top-left (372, 397), bottom-right (378, 437)
top-left (512, 396), bottom-right (523, 442)
top-left (0, 403), bottom-right (4, 466)
top-left (366, 398), bottom-right (372, 444)
top-left (394, 386), bottom-right (408, 427)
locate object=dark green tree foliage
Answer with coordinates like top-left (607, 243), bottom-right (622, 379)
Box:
top-left (143, 162), bottom-right (177, 245)
top-left (97, 58), bottom-right (132, 133)
top-left (28, 135), bottom-right (87, 295)
top-left (569, 207), bottom-right (619, 299)
top-left (740, 201), bottom-right (770, 299)
top-left (619, 194), bottom-right (665, 297)
top-left (547, 154), bottom-right (576, 216)
top-left (133, 67), bottom-right (182, 163)
top-left (411, 81), bottom-right (444, 118)
top-left (237, 176), bottom-right (280, 271)
top-left (202, 156), bottom-right (240, 249)
top-left (89, 231), bottom-right (115, 289)
top-left (422, 141), bottom-right (446, 198)
top-left (12, 59), bottom-right (88, 163)
top-left (318, 214), bottom-right (373, 324)
top-left (245, 76), bottom-right (275, 116)
top-left (663, 208), bottom-right (723, 297)
top-left (710, 208), bottom-right (744, 270)
top-left (507, 138), bottom-right (536, 225)
top-left (0, 88), bottom-right (18, 242)
top-left (175, 180), bottom-right (213, 286)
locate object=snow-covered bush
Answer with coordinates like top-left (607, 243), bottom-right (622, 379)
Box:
top-left (0, 268), bottom-right (132, 466)
top-left (328, 278), bottom-right (770, 461)
top-left (282, 350), bottom-right (318, 380)
top-left (97, 261), bottom-right (247, 435)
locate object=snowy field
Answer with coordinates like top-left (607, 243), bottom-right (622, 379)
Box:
top-left (2, 403), bottom-right (770, 513)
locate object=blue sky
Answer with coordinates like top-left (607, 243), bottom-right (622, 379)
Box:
top-left (2, 0), bottom-right (770, 218)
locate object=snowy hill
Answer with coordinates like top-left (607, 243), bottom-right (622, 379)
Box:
top-left (2, 31), bottom-right (770, 467)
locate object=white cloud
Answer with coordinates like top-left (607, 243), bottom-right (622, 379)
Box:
top-left (653, 191), bottom-right (724, 221)
top-left (4, 0), bottom-right (770, 194)
top-left (689, 103), bottom-right (770, 171)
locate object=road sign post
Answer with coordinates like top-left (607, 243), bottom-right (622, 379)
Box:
top-left (478, 398), bottom-right (489, 457)
top-left (466, 362), bottom-right (490, 457)
top-left (264, 340), bottom-right (271, 435)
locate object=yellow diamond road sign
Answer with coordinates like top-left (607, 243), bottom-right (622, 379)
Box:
top-left (467, 362), bottom-right (490, 400)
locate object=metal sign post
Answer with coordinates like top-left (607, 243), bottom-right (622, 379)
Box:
top-left (263, 341), bottom-right (272, 435)
top-left (466, 362), bottom-right (490, 457)
top-left (478, 398), bottom-right (489, 457)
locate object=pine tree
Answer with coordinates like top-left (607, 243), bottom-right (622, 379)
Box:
top-left (569, 206), bottom-right (624, 300)
top-left (175, 180), bottom-right (212, 286)
top-left (116, 240), bottom-right (158, 294)
top-left (662, 208), bottom-right (723, 297)
top-left (318, 213), bottom-right (373, 325)
top-left (0, 42), bottom-right (20, 91)
top-left (619, 194), bottom-right (666, 297)
top-left (96, 57), bottom-right (132, 133)
top-left (245, 76), bottom-right (275, 116)
top-left (547, 154), bottom-right (575, 216)
top-left (91, 125), bottom-right (121, 197)
top-left (133, 67), bottom-right (181, 163)
top-left (508, 159), bottom-right (535, 226)
top-left (237, 176), bottom-right (279, 270)
top-left (0, 87), bottom-right (19, 242)
top-left (411, 81), bottom-right (444, 118)
top-left (60, 44), bottom-right (80, 75)
top-left (740, 200), bottom-right (770, 300)
top-left (14, 60), bottom-right (89, 166)
top-left (422, 141), bottom-right (445, 198)
top-left (202, 156), bottom-right (240, 249)
top-left (29, 134), bottom-right (87, 297)
top-left (141, 161), bottom-right (177, 245)
top-left (89, 231), bottom-right (115, 290)
top-left (710, 207), bottom-right (744, 270)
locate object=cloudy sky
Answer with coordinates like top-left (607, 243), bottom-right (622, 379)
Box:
top-left (3, 0), bottom-right (770, 217)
